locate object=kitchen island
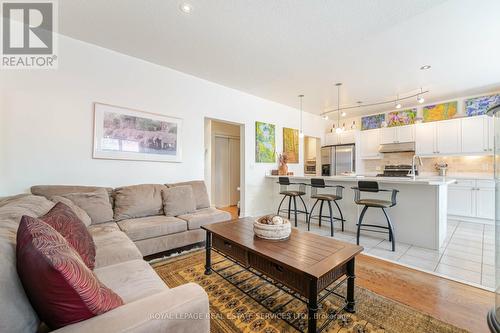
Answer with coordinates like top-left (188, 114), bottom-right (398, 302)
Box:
top-left (266, 175), bottom-right (456, 250)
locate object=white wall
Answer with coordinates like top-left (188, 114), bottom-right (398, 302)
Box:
top-left (0, 35), bottom-right (326, 216)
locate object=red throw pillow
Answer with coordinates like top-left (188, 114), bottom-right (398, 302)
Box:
top-left (16, 215), bottom-right (123, 329)
top-left (41, 202), bottom-right (96, 269)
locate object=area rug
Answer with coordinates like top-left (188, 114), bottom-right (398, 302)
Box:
top-left (152, 250), bottom-right (468, 333)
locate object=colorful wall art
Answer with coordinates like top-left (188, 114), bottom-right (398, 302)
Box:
top-left (423, 102), bottom-right (457, 122)
top-left (465, 94), bottom-right (500, 117)
top-left (255, 121), bottom-right (276, 163)
top-left (387, 109), bottom-right (417, 127)
top-left (361, 113), bottom-right (385, 130)
top-left (282, 127), bottom-right (299, 163)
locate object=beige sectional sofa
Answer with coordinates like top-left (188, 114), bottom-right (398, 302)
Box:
top-left (1, 181), bottom-right (230, 332)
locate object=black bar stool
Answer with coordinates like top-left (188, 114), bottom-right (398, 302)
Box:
top-left (307, 179), bottom-right (345, 237)
top-left (276, 177), bottom-right (308, 227)
top-left (352, 181), bottom-right (399, 251)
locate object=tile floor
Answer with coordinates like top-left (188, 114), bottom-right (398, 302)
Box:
top-left (296, 218), bottom-right (495, 290)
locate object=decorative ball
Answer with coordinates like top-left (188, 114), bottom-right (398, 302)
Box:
top-left (271, 215), bottom-right (284, 225)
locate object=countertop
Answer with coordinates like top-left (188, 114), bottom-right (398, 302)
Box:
top-left (266, 174), bottom-right (457, 186)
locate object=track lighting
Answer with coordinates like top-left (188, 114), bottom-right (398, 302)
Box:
top-left (323, 115), bottom-right (329, 120)
top-left (341, 111), bottom-right (347, 117)
top-left (416, 88), bottom-right (425, 104)
top-left (395, 94), bottom-right (402, 109)
top-left (298, 94), bottom-right (304, 138)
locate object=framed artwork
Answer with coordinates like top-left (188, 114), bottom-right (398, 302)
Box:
top-left (93, 103), bottom-right (182, 162)
top-left (423, 101), bottom-right (457, 122)
top-left (387, 109), bottom-right (417, 127)
top-left (283, 127), bottom-right (299, 163)
top-left (361, 113), bottom-right (385, 130)
top-left (255, 121), bottom-right (275, 163)
top-left (465, 94), bottom-right (500, 117)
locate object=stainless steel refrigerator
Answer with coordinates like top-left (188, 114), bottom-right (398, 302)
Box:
top-left (320, 144), bottom-right (356, 176)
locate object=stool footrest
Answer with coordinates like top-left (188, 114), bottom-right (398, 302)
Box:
top-left (309, 214), bottom-right (345, 222)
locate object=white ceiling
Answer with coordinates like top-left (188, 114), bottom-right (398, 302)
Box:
top-left (58, 0), bottom-right (500, 116)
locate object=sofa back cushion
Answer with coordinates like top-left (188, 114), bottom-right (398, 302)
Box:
top-left (16, 215), bottom-right (123, 329)
top-left (0, 195), bottom-right (54, 333)
top-left (162, 186), bottom-right (196, 217)
top-left (40, 202), bottom-right (96, 270)
top-left (50, 196), bottom-right (92, 227)
top-left (113, 184), bottom-right (166, 221)
top-left (60, 189), bottom-right (114, 225)
top-left (168, 181), bottom-right (210, 209)
top-left (31, 185), bottom-right (114, 206)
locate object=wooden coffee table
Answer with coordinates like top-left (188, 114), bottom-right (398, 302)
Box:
top-left (202, 218), bottom-right (363, 333)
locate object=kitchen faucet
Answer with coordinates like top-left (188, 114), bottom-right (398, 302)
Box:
top-left (410, 155), bottom-right (423, 180)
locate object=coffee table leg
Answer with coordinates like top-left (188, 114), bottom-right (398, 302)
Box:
top-left (308, 279), bottom-right (318, 333)
top-left (204, 230), bottom-right (212, 275)
top-left (345, 258), bottom-right (355, 313)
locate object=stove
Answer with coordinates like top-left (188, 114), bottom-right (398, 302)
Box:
top-left (376, 164), bottom-right (416, 178)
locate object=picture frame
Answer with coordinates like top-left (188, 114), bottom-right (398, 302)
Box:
top-left (93, 103), bottom-right (182, 162)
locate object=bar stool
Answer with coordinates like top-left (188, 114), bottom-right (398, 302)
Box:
top-left (276, 177), bottom-right (309, 227)
top-left (307, 179), bottom-right (345, 237)
top-left (352, 181), bottom-right (399, 251)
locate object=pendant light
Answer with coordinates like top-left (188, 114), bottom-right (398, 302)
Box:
top-left (298, 94), bottom-right (304, 138)
top-left (335, 83), bottom-right (343, 134)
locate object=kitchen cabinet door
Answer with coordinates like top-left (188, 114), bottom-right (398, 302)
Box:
top-left (380, 127), bottom-right (397, 144)
top-left (360, 129), bottom-right (380, 159)
top-left (325, 132), bottom-right (339, 145)
top-left (415, 122), bottom-right (436, 155)
top-left (397, 125), bottom-right (415, 143)
top-left (488, 116), bottom-right (494, 152)
top-left (436, 119), bottom-right (461, 154)
top-left (448, 187), bottom-right (474, 217)
top-left (461, 116), bottom-right (486, 153)
top-left (476, 188), bottom-right (495, 219)
top-left (339, 130), bottom-right (356, 144)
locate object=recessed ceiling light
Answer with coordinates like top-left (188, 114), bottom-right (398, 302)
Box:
top-left (420, 65), bottom-right (431, 70)
top-left (179, 3), bottom-right (193, 14)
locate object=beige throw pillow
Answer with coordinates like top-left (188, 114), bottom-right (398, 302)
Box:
top-left (49, 196), bottom-right (92, 227)
top-left (162, 186), bottom-right (196, 217)
top-left (61, 189), bottom-right (113, 224)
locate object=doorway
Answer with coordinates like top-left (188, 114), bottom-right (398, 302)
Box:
top-left (207, 120), bottom-right (242, 219)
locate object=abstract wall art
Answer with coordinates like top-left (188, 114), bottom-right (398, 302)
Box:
top-left (423, 101), bottom-right (458, 122)
top-left (282, 127), bottom-right (299, 163)
top-left (255, 121), bottom-right (276, 163)
top-left (465, 94), bottom-right (500, 117)
top-left (93, 103), bottom-right (182, 162)
top-left (361, 113), bottom-right (385, 130)
top-left (387, 109), bottom-right (417, 127)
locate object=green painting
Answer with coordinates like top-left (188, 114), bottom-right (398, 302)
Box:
top-left (255, 121), bottom-right (276, 163)
top-left (283, 127), bottom-right (299, 163)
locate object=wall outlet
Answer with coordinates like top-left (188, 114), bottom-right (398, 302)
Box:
top-left (375, 166), bottom-right (381, 171)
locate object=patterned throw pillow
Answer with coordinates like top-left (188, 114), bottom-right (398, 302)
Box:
top-left (41, 202), bottom-right (96, 270)
top-left (16, 216), bottom-right (123, 329)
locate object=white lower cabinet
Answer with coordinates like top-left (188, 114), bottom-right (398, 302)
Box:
top-left (448, 179), bottom-right (494, 221)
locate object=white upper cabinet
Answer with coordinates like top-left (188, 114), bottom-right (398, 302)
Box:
top-left (397, 125), bottom-right (415, 143)
top-left (436, 119), bottom-right (461, 154)
top-left (360, 129), bottom-right (381, 159)
top-left (379, 127), bottom-right (397, 144)
top-left (339, 130), bottom-right (356, 144)
top-left (324, 132), bottom-right (339, 146)
top-left (488, 116), bottom-right (494, 152)
top-left (415, 122), bottom-right (436, 155)
top-left (461, 116), bottom-right (488, 153)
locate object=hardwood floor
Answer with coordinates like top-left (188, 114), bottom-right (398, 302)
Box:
top-left (218, 205), bottom-right (239, 219)
top-left (356, 254), bottom-right (494, 333)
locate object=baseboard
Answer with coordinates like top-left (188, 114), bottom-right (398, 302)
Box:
top-left (448, 215), bottom-right (494, 225)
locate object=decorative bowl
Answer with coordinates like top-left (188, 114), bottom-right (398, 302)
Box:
top-left (254, 215), bottom-right (291, 240)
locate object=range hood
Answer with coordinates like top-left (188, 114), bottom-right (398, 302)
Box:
top-left (378, 142), bottom-right (415, 153)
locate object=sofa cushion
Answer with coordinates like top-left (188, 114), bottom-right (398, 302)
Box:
top-left (168, 181), bottom-right (210, 209)
top-left (113, 184), bottom-right (166, 221)
top-left (50, 196), bottom-right (92, 227)
top-left (60, 189), bottom-right (114, 225)
top-left (117, 216), bottom-right (187, 242)
top-left (31, 185), bottom-right (114, 206)
top-left (177, 208), bottom-right (232, 230)
top-left (162, 186), bottom-right (196, 217)
top-left (16, 215), bottom-right (123, 329)
top-left (94, 259), bottom-right (168, 303)
top-left (0, 194), bottom-right (54, 333)
top-left (88, 222), bottom-right (142, 268)
top-left (41, 202), bottom-right (96, 269)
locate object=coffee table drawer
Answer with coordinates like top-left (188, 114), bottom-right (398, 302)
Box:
top-left (248, 252), bottom-right (308, 296)
top-left (212, 235), bottom-right (249, 266)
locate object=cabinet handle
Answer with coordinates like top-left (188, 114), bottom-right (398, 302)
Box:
top-left (273, 264), bottom-right (284, 272)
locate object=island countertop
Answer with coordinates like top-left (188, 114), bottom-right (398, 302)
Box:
top-left (265, 174), bottom-right (456, 186)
